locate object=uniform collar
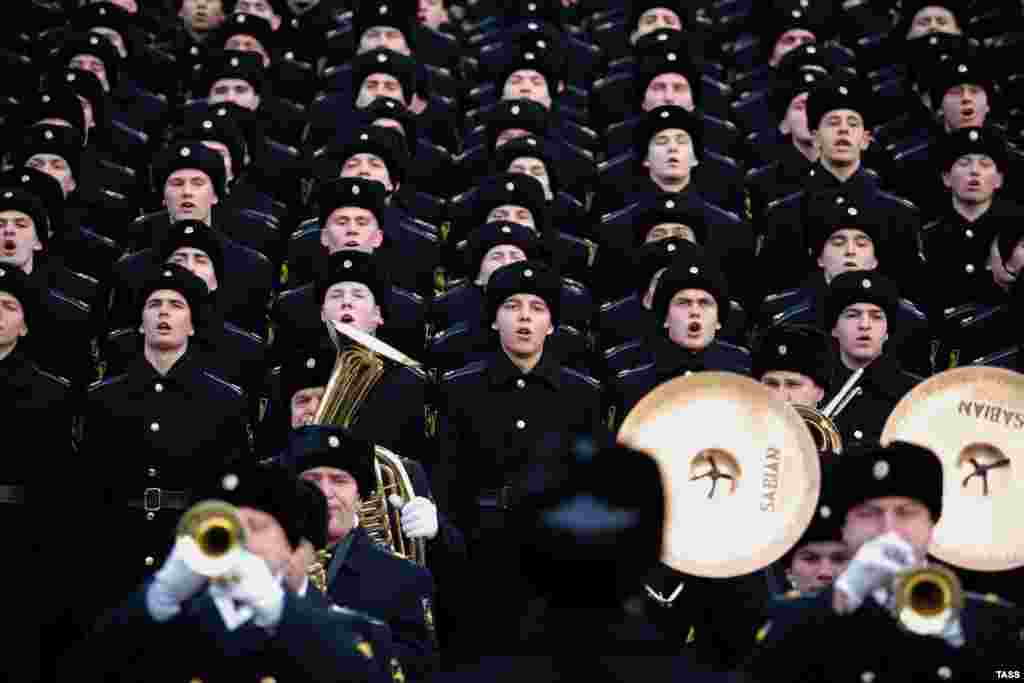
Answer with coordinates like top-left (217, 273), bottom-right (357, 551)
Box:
top-left (832, 351), bottom-right (906, 398)
top-left (653, 334), bottom-right (709, 378)
top-left (487, 348), bottom-right (562, 390)
top-left (128, 348), bottom-right (203, 386)
top-left (806, 162), bottom-right (876, 194)
top-left (0, 349), bottom-right (32, 388)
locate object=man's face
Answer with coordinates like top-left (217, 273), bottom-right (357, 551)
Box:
top-left (0, 291), bottom-right (28, 349)
top-left (179, 0), bottom-right (226, 33)
top-left (69, 54), bottom-right (110, 91)
top-left (832, 303), bottom-right (887, 365)
top-left (941, 84), bottom-right (990, 130)
top-left (301, 467), bottom-right (361, 544)
top-left (817, 229), bottom-right (878, 283)
top-left (476, 244), bottom-right (526, 285)
top-left (26, 153), bottom-right (76, 197)
top-left (643, 222), bottom-right (696, 244)
top-left (644, 127), bottom-right (696, 184)
top-left (843, 496), bottom-right (934, 558)
top-left (321, 281), bottom-right (383, 335)
top-left (495, 127), bottom-right (531, 148)
top-left (168, 246), bottom-right (218, 292)
top-left (341, 153), bottom-right (394, 192)
top-left (356, 73), bottom-right (406, 108)
top-left (290, 386), bottom-right (326, 428)
top-left (235, 0), bottom-right (281, 29)
top-left (493, 293), bottom-right (553, 360)
top-left (631, 7), bottom-right (682, 42)
top-left (164, 169), bottom-right (218, 223)
top-left (486, 204), bottom-right (536, 231)
top-left (780, 92), bottom-right (813, 144)
top-left (225, 34), bottom-right (271, 66)
top-left (815, 109), bottom-right (869, 166)
top-left (770, 28), bottom-right (816, 67)
top-left (761, 370), bottom-right (825, 407)
top-left (0, 211), bottom-right (42, 272)
top-left (641, 73), bottom-right (694, 112)
top-left (358, 26), bottom-right (411, 56)
top-left (208, 77), bottom-right (260, 111)
top-left (201, 140), bottom-right (235, 183)
top-left (237, 506), bottom-right (293, 576)
top-left (507, 156), bottom-right (551, 200)
top-left (502, 69), bottom-right (552, 110)
top-left (141, 289), bottom-right (194, 350)
top-left (942, 154), bottom-right (1003, 205)
top-left (907, 6), bottom-right (960, 39)
top-left (320, 207), bottom-right (383, 253)
top-left (418, 0), bottom-right (448, 29)
top-left (665, 287), bottom-right (719, 351)
top-left (788, 541), bottom-right (850, 592)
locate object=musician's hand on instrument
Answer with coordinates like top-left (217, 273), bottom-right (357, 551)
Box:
top-left (284, 539), bottom-right (315, 594)
top-left (224, 550), bottom-right (286, 628)
top-left (835, 531), bottom-right (917, 613)
top-left (391, 494), bottom-right (439, 540)
top-left (147, 536), bottom-right (208, 621)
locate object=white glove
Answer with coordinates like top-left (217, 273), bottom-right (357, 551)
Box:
top-left (146, 536), bottom-right (208, 622)
top-left (835, 531), bottom-right (918, 612)
top-left (391, 494), bottom-right (439, 540)
top-left (221, 550), bottom-right (286, 628)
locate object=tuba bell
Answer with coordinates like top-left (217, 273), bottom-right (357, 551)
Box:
top-left (306, 321), bottom-right (427, 569)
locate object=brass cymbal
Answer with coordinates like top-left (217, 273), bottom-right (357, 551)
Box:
top-left (617, 372), bottom-right (821, 578)
top-left (881, 366), bottom-right (1024, 572)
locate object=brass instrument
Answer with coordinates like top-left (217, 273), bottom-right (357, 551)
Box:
top-left (176, 500), bottom-right (247, 582)
top-left (892, 565), bottom-right (964, 636)
top-left (307, 321), bottom-right (427, 571)
top-left (308, 547), bottom-right (331, 593)
top-left (795, 367), bottom-right (865, 458)
top-left (617, 372), bottom-right (821, 577)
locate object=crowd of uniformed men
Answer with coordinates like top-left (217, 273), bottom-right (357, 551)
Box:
top-left (4, 0), bottom-right (1024, 680)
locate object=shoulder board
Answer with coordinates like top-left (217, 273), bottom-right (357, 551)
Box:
top-left (773, 300), bottom-right (812, 324)
top-left (89, 372), bottom-right (129, 392)
top-left (560, 366), bottom-right (602, 392)
top-left (223, 322), bottom-right (266, 345)
top-left (762, 288), bottom-right (801, 305)
top-left (922, 218), bottom-right (942, 233)
top-left (876, 191), bottom-right (919, 213)
top-left (435, 280), bottom-right (469, 302)
top-left (717, 340), bottom-right (752, 357)
top-left (441, 359), bottom-right (488, 384)
top-left (329, 604), bottom-right (389, 627)
top-left (561, 276), bottom-right (587, 293)
top-left (102, 188), bottom-right (127, 201)
top-left (765, 190), bottom-right (803, 215)
top-left (202, 371), bottom-right (245, 398)
top-left (614, 361), bottom-right (656, 383)
top-left (600, 200), bottom-right (642, 225)
top-left (898, 298), bottom-right (927, 320)
top-left (966, 591), bottom-right (1017, 608)
top-left (33, 366), bottom-right (72, 390)
top-left (745, 161), bottom-right (781, 183)
top-left (704, 202), bottom-right (742, 224)
top-left (395, 363), bottom-right (429, 383)
top-left (599, 294), bottom-right (633, 313)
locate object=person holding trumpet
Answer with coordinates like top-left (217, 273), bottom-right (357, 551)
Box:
top-left (59, 464), bottom-right (391, 683)
top-left (746, 441), bottom-right (1023, 682)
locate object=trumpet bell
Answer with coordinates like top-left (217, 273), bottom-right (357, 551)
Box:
top-left (881, 367), bottom-right (1024, 571)
top-left (176, 500), bottom-right (246, 578)
top-left (893, 565), bottom-right (964, 636)
top-left (617, 372), bottom-right (821, 578)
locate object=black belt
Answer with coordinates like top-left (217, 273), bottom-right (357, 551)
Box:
top-left (0, 485), bottom-right (25, 505)
top-left (128, 488), bottom-right (189, 512)
top-left (476, 487), bottom-right (515, 510)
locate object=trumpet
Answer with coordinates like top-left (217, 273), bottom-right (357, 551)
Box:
top-left (892, 565), bottom-right (964, 636)
top-left (176, 500), bottom-right (247, 582)
top-left (796, 367), bottom-right (865, 457)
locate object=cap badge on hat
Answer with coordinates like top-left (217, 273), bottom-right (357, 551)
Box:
top-left (98, 6), bottom-right (106, 14)
top-left (838, 85), bottom-right (849, 95)
top-left (505, 181), bottom-right (515, 191)
top-left (230, 56), bottom-right (240, 67)
top-left (957, 64), bottom-right (968, 73)
top-left (44, 130), bottom-right (54, 140)
top-left (328, 435), bottom-right (340, 448)
top-left (689, 266), bottom-right (699, 275)
top-left (305, 357), bottom-right (316, 369)
top-left (526, 137), bottom-right (537, 146)
top-left (343, 259), bottom-right (353, 268)
top-left (665, 199), bottom-right (675, 208)
top-left (929, 35), bottom-right (938, 45)
top-left (163, 269), bottom-right (173, 277)
top-left (511, 104), bottom-right (521, 115)
top-left (969, 130), bottom-right (979, 141)
top-left (524, 268), bottom-right (534, 278)
top-left (222, 473), bottom-right (240, 491)
top-left (862, 278), bottom-right (872, 289)
top-left (352, 185), bottom-right (360, 195)
top-left (184, 226), bottom-right (195, 235)
top-left (804, 73), bottom-right (814, 83)
top-left (237, 13), bottom-right (246, 22)
top-left (807, 45), bottom-right (817, 55)
top-left (792, 9), bottom-right (801, 18)
top-left (501, 225), bottom-right (511, 233)
top-left (873, 460), bottom-right (890, 480)
top-left (180, 146), bottom-right (191, 157)
top-left (660, 110), bottom-right (670, 118)
top-left (847, 207), bottom-right (858, 216)
top-left (778, 345), bottom-right (788, 356)
top-left (90, 35), bottom-right (99, 45)
top-left (657, 33), bottom-right (668, 41)
top-left (216, 107), bottom-right (227, 116)
top-left (360, 133), bottom-right (369, 140)
top-left (377, 53), bottom-right (388, 63)
top-left (667, 243), bottom-right (677, 252)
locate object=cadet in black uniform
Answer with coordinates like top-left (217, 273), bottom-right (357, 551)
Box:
top-left (79, 264), bottom-right (252, 614)
top-left (282, 425), bottom-right (438, 680)
top-left (820, 272), bottom-right (921, 452)
top-left (747, 441), bottom-right (1024, 682)
top-left (60, 463), bottom-right (388, 683)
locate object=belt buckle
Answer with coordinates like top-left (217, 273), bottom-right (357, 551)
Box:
top-left (144, 488), bottom-right (162, 512)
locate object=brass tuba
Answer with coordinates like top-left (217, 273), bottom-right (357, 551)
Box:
top-left (306, 321), bottom-right (427, 571)
top-left (795, 367), bottom-right (865, 458)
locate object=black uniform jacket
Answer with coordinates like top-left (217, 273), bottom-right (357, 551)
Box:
top-left (60, 578), bottom-right (385, 683)
top-left (326, 526), bottom-right (438, 681)
top-left (746, 586), bottom-right (1024, 682)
